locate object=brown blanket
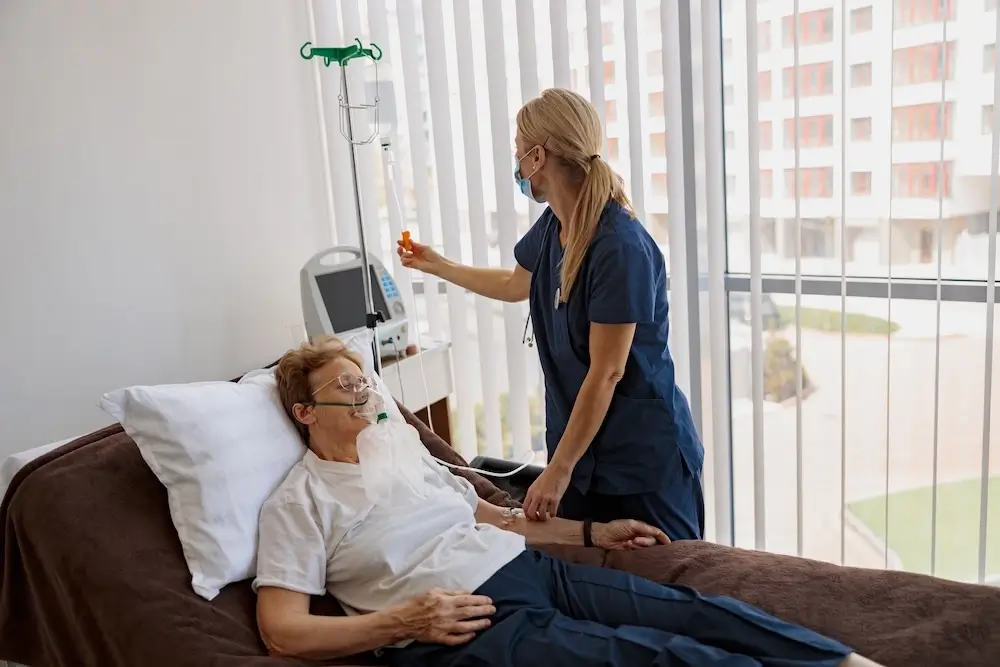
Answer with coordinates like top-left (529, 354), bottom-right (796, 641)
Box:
top-left (2, 417), bottom-right (998, 666)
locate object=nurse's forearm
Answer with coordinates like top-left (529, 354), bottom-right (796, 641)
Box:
top-left (549, 373), bottom-right (617, 471)
top-left (434, 261), bottom-right (528, 302)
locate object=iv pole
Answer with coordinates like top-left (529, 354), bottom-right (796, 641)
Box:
top-left (301, 39), bottom-right (385, 375)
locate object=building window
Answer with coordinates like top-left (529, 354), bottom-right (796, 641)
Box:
top-left (891, 103), bottom-right (953, 141)
top-left (647, 50), bottom-right (662, 77)
top-left (606, 100), bottom-right (617, 123)
top-left (725, 131), bottom-right (736, 150)
top-left (986, 44), bottom-right (996, 73)
top-left (758, 22), bottom-right (771, 53)
top-left (648, 91), bottom-right (664, 117)
top-left (851, 63), bottom-right (873, 88)
top-left (984, 105), bottom-right (995, 134)
top-left (851, 7), bottom-right (873, 32)
top-left (604, 61), bottom-right (615, 84)
top-left (758, 71), bottom-right (772, 101)
top-left (892, 162), bottom-right (953, 198)
top-left (894, 0), bottom-right (956, 27)
top-left (783, 62), bottom-right (834, 98)
top-left (990, 0), bottom-right (999, 11)
top-left (723, 38), bottom-right (734, 59)
top-left (851, 117), bottom-right (873, 141)
top-left (726, 174), bottom-right (737, 193)
top-left (651, 172), bottom-right (668, 196)
top-left (602, 21), bottom-right (614, 46)
top-left (724, 84), bottom-right (735, 105)
top-left (783, 115), bottom-right (834, 148)
top-left (607, 137), bottom-right (619, 162)
top-left (651, 132), bottom-right (667, 158)
top-left (893, 42), bottom-right (956, 85)
top-left (759, 121), bottom-right (773, 150)
top-left (784, 167), bottom-right (834, 198)
top-left (761, 170), bottom-right (773, 197)
top-left (852, 172), bottom-right (873, 195)
top-left (782, 9), bottom-right (834, 47)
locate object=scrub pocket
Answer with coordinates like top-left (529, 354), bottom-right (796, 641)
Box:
top-left (589, 394), bottom-right (680, 495)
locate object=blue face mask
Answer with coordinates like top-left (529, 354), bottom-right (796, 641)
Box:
top-left (514, 148), bottom-right (546, 203)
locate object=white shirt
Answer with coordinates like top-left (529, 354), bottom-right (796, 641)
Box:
top-left (252, 449), bottom-right (526, 616)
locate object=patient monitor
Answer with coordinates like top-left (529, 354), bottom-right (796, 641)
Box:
top-left (300, 247), bottom-right (408, 359)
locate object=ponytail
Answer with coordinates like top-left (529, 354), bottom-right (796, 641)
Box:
top-left (560, 157), bottom-right (633, 302)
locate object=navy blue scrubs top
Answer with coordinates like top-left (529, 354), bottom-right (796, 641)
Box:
top-left (514, 201), bottom-right (703, 496)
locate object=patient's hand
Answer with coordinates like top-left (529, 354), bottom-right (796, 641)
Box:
top-left (391, 588), bottom-right (496, 646)
top-left (593, 519), bottom-right (671, 550)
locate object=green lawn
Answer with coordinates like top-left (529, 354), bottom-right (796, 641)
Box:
top-left (777, 306), bottom-right (899, 335)
top-left (849, 477), bottom-right (1000, 581)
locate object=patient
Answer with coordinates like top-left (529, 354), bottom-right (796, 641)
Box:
top-left (253, 335), bottom-right (883, 667)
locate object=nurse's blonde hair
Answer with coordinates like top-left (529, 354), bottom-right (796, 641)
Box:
top-left (516, 88), bottom-right (634, 302)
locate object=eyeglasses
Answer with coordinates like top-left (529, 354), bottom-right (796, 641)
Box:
top-left (301, 373), bottom-right (374, 408)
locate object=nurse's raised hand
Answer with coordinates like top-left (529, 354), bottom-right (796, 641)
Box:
top-left (397, 239), bottom-right (444, 276)
top-left (523, 463), bottom-right (571, 521)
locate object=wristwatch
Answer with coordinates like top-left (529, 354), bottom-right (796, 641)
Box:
top-left (583, 518), bottom-right (594, 548)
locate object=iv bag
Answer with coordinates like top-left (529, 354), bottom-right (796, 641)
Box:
top-left (357, 420), bottom-right (427, 505)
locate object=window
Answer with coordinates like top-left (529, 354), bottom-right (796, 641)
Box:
top-left (651, 132), bottom-right (666, 158)
top-left (990, 0), bottom-right (999, 10)
top-left (760, 169), bottom-right (773, 197)
top-left (647, 50), bottom-right (662, 77)
top-left (783, 62), bottom-right (834, 98)
top-left (759, 121), bottom-right (773, 150)
top-left (607, 137), bottom-right (619, 162)
top-left (851, 63), bottom-right (873, 88)
top-left (894, 0), bottom-right (956, 27)
top-left (725, 131), bottom-right (736, 150)
top-left (893, 42), bottom-right (956, 85)
top-left (602, 21), bottom-right (613, 46)
top-left (606, 100), bottom-right (617, 123)
top-left (783, 115), bottom-right (834, 148)
top-left (603, 61), bottom-right (615, 84)
top-left (851, 6), bottom-right (873, 32)
top-left (759, 71), bottom-right (772, 101)
top-left (851, 171), bottom-right (873, 195)
top-left (891, 162), bottom-right (953, 198)
top-left (726, 174), bottom-right (737, 193)
top-left (648, 91), bottom-right (664, 117)
top-left (891, 103), bottom-right (953, 141)
top-left (783, 167), bottom-right (834, 198)
top-left (724, 84), bottom-right (735, 105)
top-left (986, 44), bottom-right (996, 73)
top-left (782, 9), bottom-right (834, 47)
top-left (758, 22), bottom-right (771, 53)
top-left (723, 38), bottom-right (734, 58)
top-left (984, 104), bottom-right (995, 134)
top-left (852, 117), bottom-right (873, 141)
top-left (651, 171), bottom-right (668, 196)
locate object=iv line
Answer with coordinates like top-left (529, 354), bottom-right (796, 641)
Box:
top-left (383, 140), bottom-right (539, 478)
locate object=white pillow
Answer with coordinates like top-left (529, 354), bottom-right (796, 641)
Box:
top-left (100, 371), bottom-right (305, 600)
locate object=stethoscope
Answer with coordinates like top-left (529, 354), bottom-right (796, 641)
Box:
top-left (522, 218), bottom-right (561, 349)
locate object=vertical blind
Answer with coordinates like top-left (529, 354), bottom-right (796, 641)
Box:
top-left (305, 0), bottom-right (999, 585)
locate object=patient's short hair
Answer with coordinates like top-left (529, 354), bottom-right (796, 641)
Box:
top-left (274, 335), bottom-right (364, 441)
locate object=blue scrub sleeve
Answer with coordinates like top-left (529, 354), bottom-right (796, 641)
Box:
top-left (513, 212), bottom-right (551, 272)
top-left (586, 237), bottom-right (656, 324)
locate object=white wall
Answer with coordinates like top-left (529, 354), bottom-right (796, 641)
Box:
top-left (0, 0), bottom-right (333, 454)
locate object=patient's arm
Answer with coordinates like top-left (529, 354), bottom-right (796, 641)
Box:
top-left (474, 500), bottom-right (668, 549)
top-left (257, 586), bottom-right (494, 659)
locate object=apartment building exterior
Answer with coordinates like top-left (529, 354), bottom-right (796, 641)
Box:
top-left (583, 0), bottom-right (1000, 269)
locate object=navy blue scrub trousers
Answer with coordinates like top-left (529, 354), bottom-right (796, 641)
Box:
top-left (388, 550), bottom-right (852, 667)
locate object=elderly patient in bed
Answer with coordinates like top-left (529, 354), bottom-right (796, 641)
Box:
top-left (253, 335), bottom-right (882, 667)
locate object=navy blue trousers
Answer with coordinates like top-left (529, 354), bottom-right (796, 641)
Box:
top-left (388, 550), bottom-right (851, 667)
top-left (559, 461), bottom-right (705, 541)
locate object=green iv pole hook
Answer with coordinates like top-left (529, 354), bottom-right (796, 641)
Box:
top-left (300, 37), bottom-right (385, 373)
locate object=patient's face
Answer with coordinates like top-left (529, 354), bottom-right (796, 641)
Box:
top-left (306, 357), bottom-right (371, 442)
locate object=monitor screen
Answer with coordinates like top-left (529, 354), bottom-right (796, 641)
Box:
top-left (314, 266), bottom-right (391, 333)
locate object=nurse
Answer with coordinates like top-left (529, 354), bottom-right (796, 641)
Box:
top-left (398, 88), bottom-right (703, 540)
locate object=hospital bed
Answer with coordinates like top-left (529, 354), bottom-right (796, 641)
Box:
top-left (1, 402), bottom-right (998, 666)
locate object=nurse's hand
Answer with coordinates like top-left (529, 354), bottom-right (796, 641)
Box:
top-left (593, 519), bottom-right (671, 550)
top-left (523, 464), bottom-right (571, 521)
top-left (397, 239), bottom-right (445, 276)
